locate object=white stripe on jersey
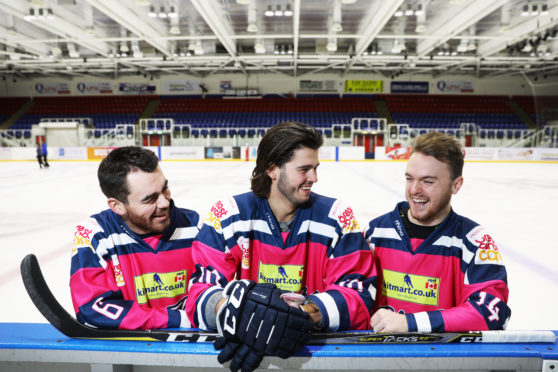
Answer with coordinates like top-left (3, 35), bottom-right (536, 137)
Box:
top-left (196, 285), bottom-right (222, 330)
top-left (222, 219), bottom-right (272, 241)
top-left (313, 292), bottom-right (340, 331)
top-left (96, 233), bottom-right (136, 269)
top-left (297, 220), bottom-right (337, 239)
top-left (432, 235), bottom-right (475, 264)
top-left (169, 226), bottom-right (199, 241)
top-left (413, 311), bottom-right (432, 332)
top-left (370, 227), bottom-right (402, 241)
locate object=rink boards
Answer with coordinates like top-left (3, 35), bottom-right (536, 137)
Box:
top-left (0, 323), bottom-right (557, 372)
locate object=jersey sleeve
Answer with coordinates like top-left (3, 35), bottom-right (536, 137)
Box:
top-left (70, 218), bottom-right (188, 330)
top-left (307, 200), bottom-right (375, 331)
top-left (405, 226), bottom-right (511, 333)
top-left (185, 198), bottom-right (239, 330)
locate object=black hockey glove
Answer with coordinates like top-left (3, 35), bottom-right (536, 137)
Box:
top-left (214, 337), bottom-right (263, 372)
top-left (214, 281), bottom-right (313, 371)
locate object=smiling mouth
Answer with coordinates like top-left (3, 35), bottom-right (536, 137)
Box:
top-left (412, 197), bottom-right (428, 205)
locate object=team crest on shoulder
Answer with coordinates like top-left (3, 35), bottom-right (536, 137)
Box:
top-left (329, 200), bottom-right (361, 233)
top-left (467, 226), bottom-right (504, 265)
top-left (205, 197), bottom-right (238, 231)
top-left (72, 218), bottom-right (101, 255)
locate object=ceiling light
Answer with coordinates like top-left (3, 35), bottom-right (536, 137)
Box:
top-left (415, 3), bottom-right (424, 16)
top-left (521, 4), bottom-right (529, 16)
top-left (541, 4), bottom-right (549, 15)
top-left (405, 4), bottom-right (414, 16)
top-left (457, 39), bottom-right (468, 53)
top-left (274, 5), bottom-right (283, 16)
top-left (158, 6), bottom-right (167, 18)
top-left (326, 40), bottom-right (337, 52)
top-left (341, 0), bottom-right (357, 4)
top-left (415, 24), bottom-right (426, 33)
top-left (136, 0), bottom-right (150, 5)
top-left (247, 23), bottom-right (257, 32)
top-left (265, 5), bottom-right (274, 16)
top-left (169, 25), bottom-right (181, 34)
top-left (168, 6), bottom-right (178, 18)
top-left (467, 41), bottom-right (477, 51)
top-left (254, 41), bottom-right (265, 54)
top-left (331, 22), bottom-right (343, 32)
top-left (236, 0), bottom-right (251, 4)
top-left (24, 8), bottom-right (36, 21)
top-left (284, 4), bottom-right (293, 17)
top-left (394, 8), bottom-right (403, 17)
top-left (148, 6), bottom-right (157, 17)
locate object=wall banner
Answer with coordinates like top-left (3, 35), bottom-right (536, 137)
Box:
top-left (76, 82), bottom-right (113, 94)
top-left (34, 82), bottom-right (71, 95)
top-left (162, 80), bottom-right (202, 94)
top-left (300, 80), bottom-right (337, 91)
top-left (391, 81), bottom-right (429, 94)
top-left (436, 80), bottom-right (474, 93)
top-left (345, 80), bottom-right (383, 93)
top-left (119, 83), bottom-right (156, 94)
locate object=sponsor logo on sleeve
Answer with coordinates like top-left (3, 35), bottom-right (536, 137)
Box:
top-left (72, 225), bottom-right (94, 254)
top-left (330, 201), bottom-right (360, 233)
top-left (134, 270), bottom-right (187, 304)
top-left (467, 226), bottom-right (504, 265)
top-left (258, 262), bottom-right (304, 292)
top-left (382, 269), bottom-right (440, 306)
top-left (205, 200), bottom-right (228, 230)
top-left (238, 237), bottom-right (250, 270)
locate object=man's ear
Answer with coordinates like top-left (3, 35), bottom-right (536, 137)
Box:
top-left (107, 197), bottom-right (126, 216)
top-left (452, 176), bottom-right (463, 195)
top-left (266, 164), bottom-right (279, 181)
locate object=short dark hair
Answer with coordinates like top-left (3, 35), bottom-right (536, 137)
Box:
top-left (97, 146), bottom-right (159, 202)
top-left (411, 131), bottom-right (464, 180)
top-left (251, 121), bottom-right (323, 198)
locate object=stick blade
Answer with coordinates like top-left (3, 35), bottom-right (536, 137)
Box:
top-left (20, 253), bottom-right (85, 337)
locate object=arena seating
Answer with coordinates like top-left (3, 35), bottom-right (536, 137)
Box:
top-left (153, 96), bottom-right (378, 134)
top-left (380, 94), bottom-right (526, 129)
top-left (513, 95), bottom-right (558, 127)
top-left (11, 95), bottom-right (153, 131)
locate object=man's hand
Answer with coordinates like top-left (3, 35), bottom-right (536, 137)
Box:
top-left (370, 308), bottom-right (408, 333)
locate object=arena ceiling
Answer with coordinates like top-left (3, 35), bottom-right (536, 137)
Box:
top-left (1, 0), bottom-right (558, 80)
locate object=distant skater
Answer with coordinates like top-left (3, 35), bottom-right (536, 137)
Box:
top-left (36, 143), bottom-right (44, 168)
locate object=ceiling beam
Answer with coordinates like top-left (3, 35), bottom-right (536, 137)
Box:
top-left (345, 0), bottom-right (404, 73)
top-left (190, 0), bottom-right (236, 56)
top-left (0, 1), bottom-right (110, 56)
top-left (478, 4), bottom-right (558, 58)
top-left (86, 0), bottom-right (170, 57)
top-left (416, 0), bottom-right (507, 57)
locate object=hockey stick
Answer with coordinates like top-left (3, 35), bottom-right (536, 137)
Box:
top-left (20, 254), bottom-right (555, 345)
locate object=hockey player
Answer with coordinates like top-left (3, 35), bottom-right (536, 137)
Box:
top-left (70, 146), bottom-right (199, 330)
top-left (186, 121), bottom-right (374, 372)
top-left (366, 132), bottom-right (511, 333)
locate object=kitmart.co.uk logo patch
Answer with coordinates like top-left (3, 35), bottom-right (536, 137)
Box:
top-left (258, 262), bottom-right (303, 292)
top-left (134, 270), bottom-right (186, 304)
top-left (382, 269), bottom-right (440, 306)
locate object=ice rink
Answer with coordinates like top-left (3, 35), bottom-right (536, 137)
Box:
top-left (1, 159), bottom-right (557, 331)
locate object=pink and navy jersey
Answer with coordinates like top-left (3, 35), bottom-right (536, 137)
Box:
top-left (186, 192), bottom-right (374, 331)
top-left (70, 200), bottom-right (199, 330)
top-left (365, 202), bottom-right (511, 332)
